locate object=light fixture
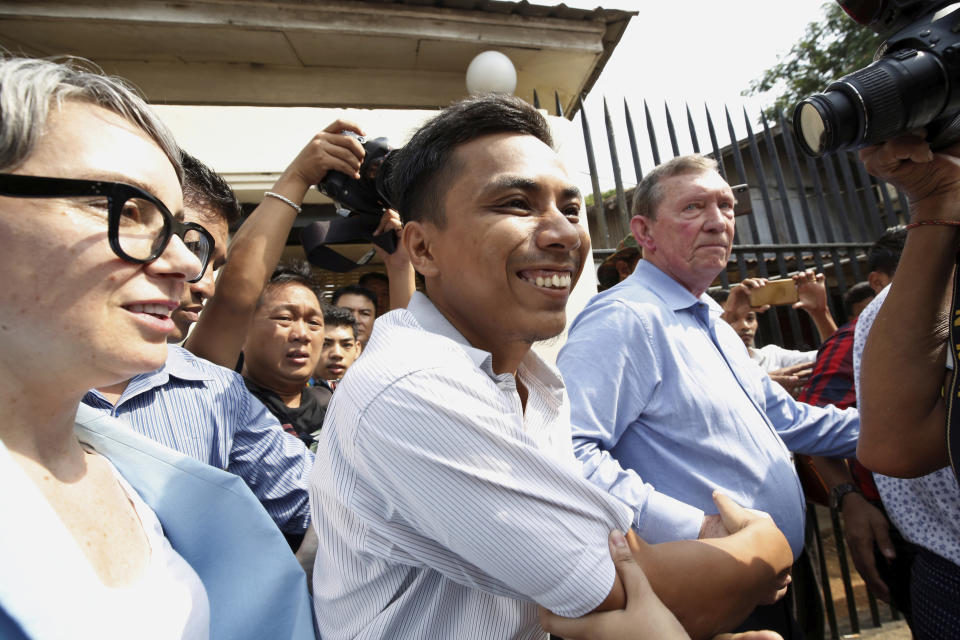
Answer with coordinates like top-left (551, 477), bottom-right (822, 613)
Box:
top-left (465, 51), bottom-right (517, 95)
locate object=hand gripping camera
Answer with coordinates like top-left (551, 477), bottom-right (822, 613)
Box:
top-left (794, 0), bottom-right (960, 156)
top-left (301, 133), bottom-right (399, 272)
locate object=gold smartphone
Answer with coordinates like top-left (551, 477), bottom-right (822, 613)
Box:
top-left (749, 278), bottom-right (798, 307)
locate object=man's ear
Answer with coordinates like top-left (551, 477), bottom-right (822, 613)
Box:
top-left (867, 270), bottom-right (890, 293)
top-left (630, 215), bottom-right (655, 252)
top-left (403, 221), bottom-right (440, 278)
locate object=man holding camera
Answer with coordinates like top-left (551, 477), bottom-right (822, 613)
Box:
top-left (558, 154), bottom-right (860, 637)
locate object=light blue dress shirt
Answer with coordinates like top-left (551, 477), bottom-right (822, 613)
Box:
top-left (82, 345), bottom-right (313, 535)
top-left (558, 260), bottom-right (859, 556)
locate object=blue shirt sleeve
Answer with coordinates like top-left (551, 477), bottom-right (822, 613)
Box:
top-left (559, 300), bottom-right (705, 543)
top-left (759, 364), bottom-right (860, 458)
top-left (225, 374), bottom-right (314, 535)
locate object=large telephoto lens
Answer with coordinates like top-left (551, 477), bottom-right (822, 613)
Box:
top-left (794, 49), bottom-right (948, 156)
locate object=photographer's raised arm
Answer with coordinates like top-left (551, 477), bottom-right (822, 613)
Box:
top-left (857, 135), bottom-right (958, 477)
top-left (184, 121), bottom-right (365, 368)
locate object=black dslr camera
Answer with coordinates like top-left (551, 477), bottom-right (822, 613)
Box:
top-left (794, 0), bottom-right (960, 156)
top-left (302, 133), bottom-right (399, 272)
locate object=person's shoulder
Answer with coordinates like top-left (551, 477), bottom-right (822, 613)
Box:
top-left (165, 344), bottom-right (248, 393)
top-left (345, 310), bottom-right (480, 391)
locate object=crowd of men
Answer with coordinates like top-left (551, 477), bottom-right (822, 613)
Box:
top-left (2, 54), bottom-right (958, 640)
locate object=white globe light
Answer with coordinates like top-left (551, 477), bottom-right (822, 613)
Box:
top-left (465, 51), bottom-right (517, 95)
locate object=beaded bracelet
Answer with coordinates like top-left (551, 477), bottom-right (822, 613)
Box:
top-left (905, 219), bottom-right (960, 230)
top-left (264, 191), bottom-right (302, 214)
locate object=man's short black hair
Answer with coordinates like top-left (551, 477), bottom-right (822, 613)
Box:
top-left (386, 93), bottom-right (553, 227)
top-left (707, 288), bottom-right (730, 306)
top-left (843, 281), bottom-right (876, 316)
top-left (331, 283), bottom-right (377, 310)
top-left (181, 149), bottom-right (242, 227)
top-left (258, 259), bottom-right (320, 308)
top-left (358, 272), bottom-right (389, 287)
top-left (867, 225), bottom-right (907, 276)
top-left (323, 305), bottom-right (359, 339)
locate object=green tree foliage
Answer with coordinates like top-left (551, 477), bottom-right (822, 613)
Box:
top-left (744, 3), bottom-right (882, 119)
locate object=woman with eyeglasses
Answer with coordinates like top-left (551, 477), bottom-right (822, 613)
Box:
top-left (0, 58), bottom-right (315, 639)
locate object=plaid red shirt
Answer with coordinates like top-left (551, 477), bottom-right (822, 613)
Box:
top-left (799, 319), bottom-right (858, 410)
top-left (797, 318), bottom-right (879, 501)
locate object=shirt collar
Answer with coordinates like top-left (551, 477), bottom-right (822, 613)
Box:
top-left (630, 260), bottom-right (715, 311)
top-left (407, 291), bottom-right (493, 374)
top-left (405, 291), bottom-right (564, 397)
top-left (84, 345), bottom-right (212, 406)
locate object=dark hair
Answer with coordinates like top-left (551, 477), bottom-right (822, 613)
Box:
top-left (331, 283), bottom-right (377, 310)
top-left (323, 305), bottom-right (358, 339)
top-left (866, 225), bottom-right (907, 276)
top-left (358, 271), bottom-right (388, 287)
top-left (387, 93), bottom-right (553, 227)
top-left (706, 288), bottom-right (730, 306)
top-left (181, 150), bottom-right (242, 227)
top-left (843, 281), bottom-right (876, 316)
top-left (257, 259), bottom-right (320, 308)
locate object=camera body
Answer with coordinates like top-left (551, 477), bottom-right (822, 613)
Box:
top-left (303, 134), bottom-right (399, 271)
top-left (317, 133), bottom-right (394, 216)
top-left (794, 0), bottom-right (960, 156)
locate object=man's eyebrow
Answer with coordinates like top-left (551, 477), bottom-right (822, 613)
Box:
top-left (482, 176), bottom-right (582, 202)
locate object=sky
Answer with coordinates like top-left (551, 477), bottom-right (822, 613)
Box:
top-left (542, 0), bottom-right (839, 191)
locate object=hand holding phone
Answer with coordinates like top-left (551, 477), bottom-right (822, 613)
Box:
top-left (748, 279), bottom-right (798, 307)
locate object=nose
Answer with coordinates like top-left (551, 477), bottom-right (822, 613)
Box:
top-left (289, 319), bottom-right (314, 343)
top-left (702, 201), bottom-right (730, 233)
top-left (190, 263), bottom-right (216, 302)
top-left (536, 204), bottom-right (583, 253)
top-left (328, 345), bottom-right (344, 361)
top-left (146, 233), bottom-right (204, 282)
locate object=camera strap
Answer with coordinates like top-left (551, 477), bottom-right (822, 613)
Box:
top-left (946, 258), bottom-right (960, 484)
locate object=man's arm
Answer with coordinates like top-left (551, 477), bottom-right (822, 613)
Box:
top-left (225, 373), bottom-right (314, 536)
top-left (545, 495), bottom-right (793, 640)
top-left (857, 135), bottom-right (958, 476)
top-left (184, 120), bottom-right (365, 368)
top-left (811, 456), bottom-right (895, 602)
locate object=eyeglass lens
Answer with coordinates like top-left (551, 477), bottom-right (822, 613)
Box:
top-left (116, 196), bottom-right (211, 281)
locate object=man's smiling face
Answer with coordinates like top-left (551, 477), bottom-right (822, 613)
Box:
top-left (412, 132), bottom-right (588, 367)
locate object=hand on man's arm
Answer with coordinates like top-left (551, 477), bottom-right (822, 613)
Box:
top-left (184, 120), bottom-right (365, 367)
top-left (542, 493), bottom-right (791, 640)
top-left (857, 134), bottom-right (959, 476)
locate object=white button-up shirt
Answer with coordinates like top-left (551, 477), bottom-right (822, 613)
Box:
top-left (310, 292), bottom-right (633, 639)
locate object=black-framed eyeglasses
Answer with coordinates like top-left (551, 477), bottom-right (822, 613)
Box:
top-left (0, 173), bottom-right (214, 283)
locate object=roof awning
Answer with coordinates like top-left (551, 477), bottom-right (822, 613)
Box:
top-left (0, 0), bottom-right (634, 117)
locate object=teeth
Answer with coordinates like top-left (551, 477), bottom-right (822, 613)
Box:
top-left (128, 303), bottom-right (171, 317)
top-left (524, 272), bottom-right (571, 289)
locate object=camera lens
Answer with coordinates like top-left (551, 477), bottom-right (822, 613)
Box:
top-left (794, 49), bottom-right (948, 156)
top-left (795, 93), bottom-right (862, 156)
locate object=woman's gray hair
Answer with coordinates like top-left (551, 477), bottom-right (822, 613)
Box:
top-left (0, 56), bottom-right (182, 182)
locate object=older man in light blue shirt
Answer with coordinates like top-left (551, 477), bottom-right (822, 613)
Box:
top-left (558, 155), bottom-right (859, 558)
